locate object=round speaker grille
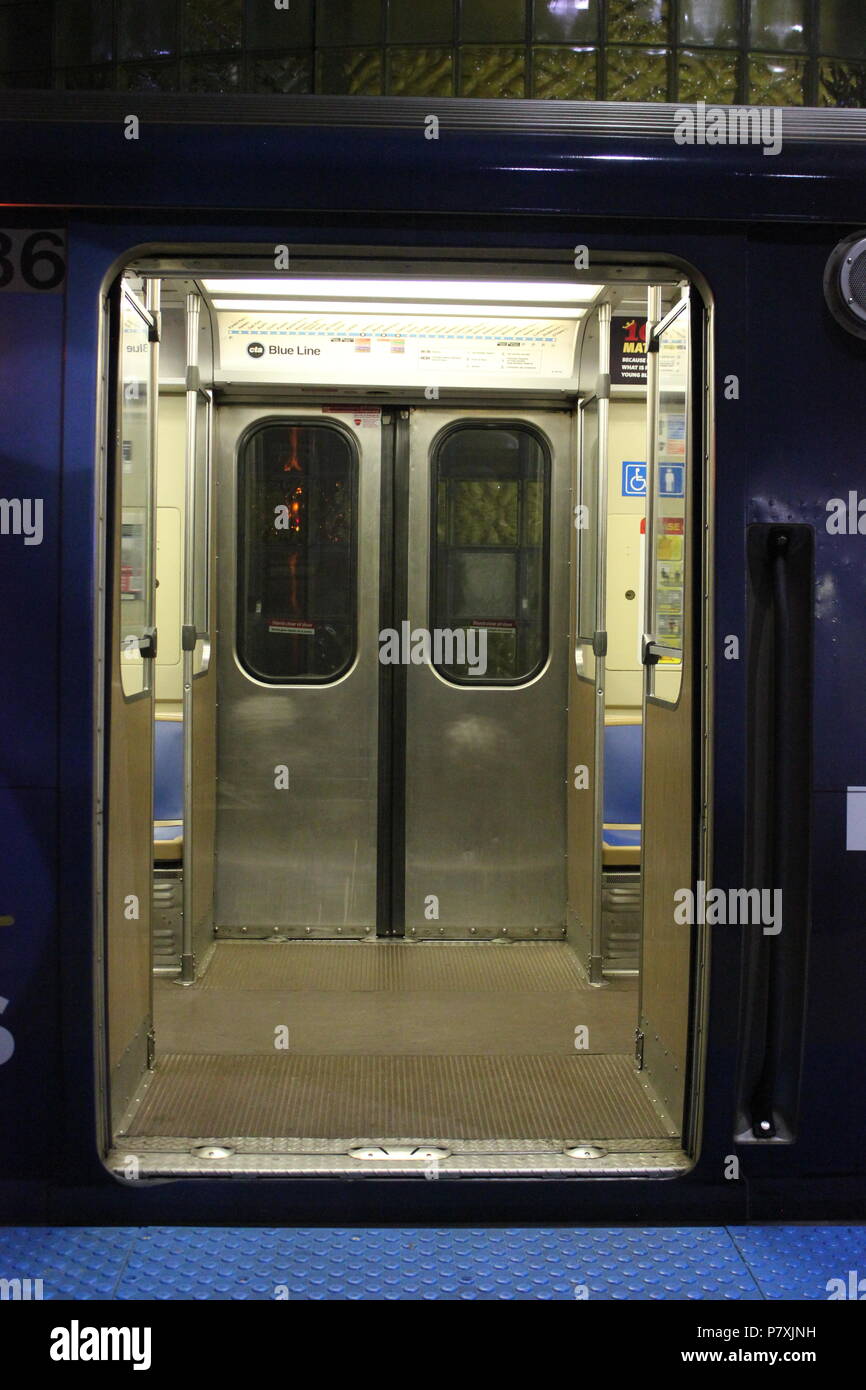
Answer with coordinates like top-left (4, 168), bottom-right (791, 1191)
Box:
top-left (838, 236), bottom-right (866, 325)
top-left (824, 232), bottom-right (866, 339)
top-left (845, 247), bottom-right (866, 319)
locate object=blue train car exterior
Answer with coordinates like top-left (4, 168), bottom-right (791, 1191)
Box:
top-left (1, 92), bottom-right (865, 1224)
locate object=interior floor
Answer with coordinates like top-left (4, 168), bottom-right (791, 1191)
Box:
top-left (122, 942), bottom-right (674, 1143)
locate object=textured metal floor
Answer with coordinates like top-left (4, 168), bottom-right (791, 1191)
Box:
top-left (154, 942), bottom-right (637, 1057)
top-left (2, 1225), bottom-right (864, 1300)
top-left (199, 941), bottom-right (599, 992)
top-left (136, 941), bottom-right (652, 1144)
top-left (125, 1052), bottom-right (668, 1141)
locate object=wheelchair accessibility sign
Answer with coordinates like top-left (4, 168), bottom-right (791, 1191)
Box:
top-left (622, 461), bottom-right (647, 497)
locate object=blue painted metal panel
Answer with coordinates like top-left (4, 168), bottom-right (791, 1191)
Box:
top-left (55, 223), bottom-right (107, 1190)
top-left (738, 229), bottom-right (866, 1182)
top-left (792, 790), bottom-right (866, 1172)
top-left (0, 791), bottom-right (57, 1179)
top-left (745, 231), bottom-right (866, 795)
top-left (1, 116), bottom-right (866, 225)
top-left (0, 293), bottom-right (62, 789)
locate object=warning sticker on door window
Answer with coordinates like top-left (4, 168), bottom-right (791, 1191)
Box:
top-left (268, 619), bottom-right (315, 636)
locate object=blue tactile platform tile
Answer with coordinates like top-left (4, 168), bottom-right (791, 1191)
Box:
top-left (1, 1225), bottom-right (863, 1300)
top-left (115, 1227), bottom-right (761, 1301)
top-left (728, 1226), bottom-right (866, 1301)
top-left (0, 1227), bottom-right (138, 1300)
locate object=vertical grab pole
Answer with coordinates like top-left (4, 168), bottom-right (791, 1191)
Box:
top-left (590, 301), bottom-right (611, 984)
top-left (642, 286), bottom-right (662, 702)
top-left (180, 292), bottom-right (201, 985)
top-left (144, 278), bottom-right (161, 689)
top-left (636, 286), bottom-right (661, 1013)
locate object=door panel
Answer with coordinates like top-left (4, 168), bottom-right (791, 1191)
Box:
top-left (404, 408), bottom-right (571, 939)
top-left (182, 289), bottom-right (217, 978)
top-left (567, 304), bottom-right (611, 980)
top-left (106, 281), bottom-right (158, 1125)
top-left (638, 287), bottom-right (696, 1127)
top-left (215, 407), bottom-right (381, 936)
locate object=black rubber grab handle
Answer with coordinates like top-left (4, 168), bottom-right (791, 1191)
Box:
top-left (738, 524), bottom-right (813, 1144)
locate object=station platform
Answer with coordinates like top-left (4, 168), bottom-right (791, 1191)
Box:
top-left (1, 1225), bottom-right (864, 1301)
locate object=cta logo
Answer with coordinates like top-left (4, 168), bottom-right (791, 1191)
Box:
top-left (247, 341), bottom-right (265, 358)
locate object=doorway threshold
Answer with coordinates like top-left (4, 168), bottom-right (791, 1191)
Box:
top-left (106, 1136), bottom-right (689, 1179)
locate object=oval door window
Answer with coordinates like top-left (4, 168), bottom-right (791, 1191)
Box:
top-left (430, 423), bottom-right (551, 684)
top-left (237, 421), bottom-right (358, 683)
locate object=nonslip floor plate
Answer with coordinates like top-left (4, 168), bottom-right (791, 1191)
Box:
top-left (197, 941), bottom-right (605, 993)
top-left (123, 1052), bottom-right (673, 1142)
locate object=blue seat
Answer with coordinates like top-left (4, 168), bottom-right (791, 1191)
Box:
top-left (154, 714), bottom-right (183, 862)
top-left (603, 719), bottom-right (642, 867)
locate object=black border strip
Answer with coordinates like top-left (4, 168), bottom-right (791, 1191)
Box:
top-left (376, 410), bottom-right (397, 936)
top-left (384, 409), bottom-right (410, 937)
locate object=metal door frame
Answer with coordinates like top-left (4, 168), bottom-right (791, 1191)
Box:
top-left (92, 244), bottom-right (713, 1177)
top-left (637, 281), bottom-right (710, 1140)
top-left (104, 274), bottom-right (160, 1130)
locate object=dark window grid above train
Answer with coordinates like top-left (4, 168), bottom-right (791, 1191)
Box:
top-left (1, 1), bottom-right (865, 108)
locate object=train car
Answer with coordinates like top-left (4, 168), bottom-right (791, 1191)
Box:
top-left (0, 91), bottom-right (865, 1225)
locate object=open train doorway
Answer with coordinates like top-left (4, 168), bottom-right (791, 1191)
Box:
top-left (100, 253), bottom-right (711, 1178)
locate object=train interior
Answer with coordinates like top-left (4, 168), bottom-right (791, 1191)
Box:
top-left (105, 253), bottom-right (702, 1177)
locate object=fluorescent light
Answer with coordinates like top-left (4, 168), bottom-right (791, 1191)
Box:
top-left (202, 277), bottom-right (601, 303)
top-left (211, 298), bottom-right (586, 319)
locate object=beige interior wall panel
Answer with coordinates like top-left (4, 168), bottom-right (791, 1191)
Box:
top-left (605, 399), bottom-right (646, 719)
top-left (605, 669), bottom-right (642, 710)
